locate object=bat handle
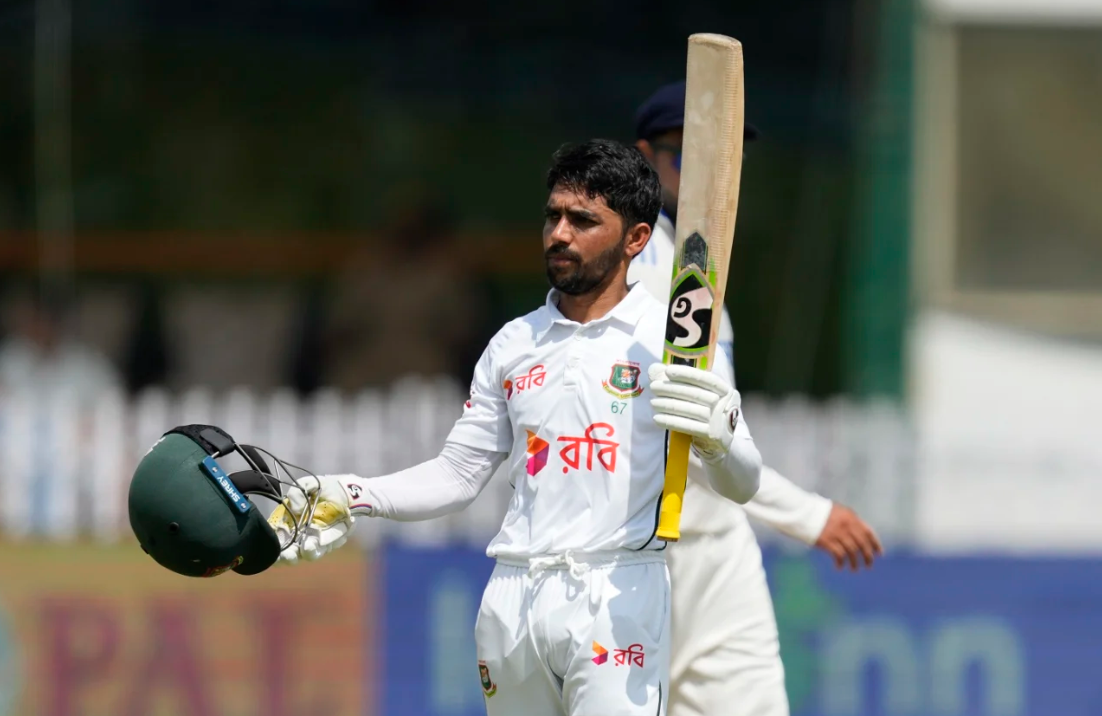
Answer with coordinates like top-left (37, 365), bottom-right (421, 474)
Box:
top-left (657, 431), bottom-right (693, 542)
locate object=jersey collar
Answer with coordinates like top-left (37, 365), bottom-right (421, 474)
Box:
top-left (536, 282), bottom-right (652, 341)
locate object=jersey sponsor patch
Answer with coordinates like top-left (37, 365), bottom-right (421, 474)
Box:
top-left (602, 360), bottom-right (644, 398)
top-left (557, 423), bottom-right (619, 474)
top-left (505, 364), bottom-right (547, 400)
top-left (591, 641), bottom-right (646, 667)
top-left (612, 644), bottom-right (646, 667)
top-left (525, 430), bottom-right (550, 476)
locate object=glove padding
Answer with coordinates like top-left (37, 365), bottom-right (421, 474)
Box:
top-left (267, 475), bottom-right (359, 565)
top-left (648, 362), bottom-right (741, 459)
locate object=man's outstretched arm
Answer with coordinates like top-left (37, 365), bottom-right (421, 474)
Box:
top-left (267, 440), bottom-right (506, 564)
top-left (341, 441), bottom-right (506, 521)
top-left (271, 332), bottom-right (514, 563)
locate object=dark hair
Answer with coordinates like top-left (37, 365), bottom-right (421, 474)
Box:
top-left (545, 139), bottom-right (662, 230)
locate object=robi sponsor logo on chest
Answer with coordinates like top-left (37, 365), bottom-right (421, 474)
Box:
top-left (557, 423), bottom-right (619, 474)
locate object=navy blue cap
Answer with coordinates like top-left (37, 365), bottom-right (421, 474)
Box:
top-left (634, 81), bottom-right (759, 142)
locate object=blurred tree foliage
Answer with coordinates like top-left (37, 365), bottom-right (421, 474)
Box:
top-left (0, 0), bottom-right (874, 396)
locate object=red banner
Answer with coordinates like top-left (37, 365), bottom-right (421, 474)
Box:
top-left (0, 541), bottom-right (373, 716)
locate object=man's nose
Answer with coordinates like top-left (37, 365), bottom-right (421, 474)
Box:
top-left (548, 216), bottom-right (573, 244)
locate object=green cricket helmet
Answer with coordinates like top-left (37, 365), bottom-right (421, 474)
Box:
top-left (129, 424), bottom-right (291, 578)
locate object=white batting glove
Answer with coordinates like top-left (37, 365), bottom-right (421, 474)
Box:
top-left (267, 475), bottom-right (363, 565)
top-left (648, 363), bottom-right (741, 459)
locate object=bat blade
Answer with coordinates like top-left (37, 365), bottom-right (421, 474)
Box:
top-left (657, 33), bottom-right (745, 543)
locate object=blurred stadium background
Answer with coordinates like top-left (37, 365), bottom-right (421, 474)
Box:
top-left (0, 0), bottom-right (1100, 714)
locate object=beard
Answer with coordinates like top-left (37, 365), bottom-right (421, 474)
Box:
top-left (544, 236), bottom-right (625, 296)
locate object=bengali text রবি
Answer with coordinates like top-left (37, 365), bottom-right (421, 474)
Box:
top-left (557, 423), bottom-right (618, 474)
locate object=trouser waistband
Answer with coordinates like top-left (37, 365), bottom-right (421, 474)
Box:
top-left (496, 550), bottom-right (665, 578)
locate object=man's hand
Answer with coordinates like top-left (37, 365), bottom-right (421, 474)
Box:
top-left (649, 363), bottom-right (741, 458)
top-left (267, 475), bottom-right (360, 565)
top-left (815, 504), bottom-right (883, 571)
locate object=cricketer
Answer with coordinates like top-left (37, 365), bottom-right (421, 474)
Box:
top-left (271, 139), bottom-right (765, 715)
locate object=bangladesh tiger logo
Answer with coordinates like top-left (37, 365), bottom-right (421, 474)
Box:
top-left (479, 660), bottom-right (497, 697)
top-left (602, 361), bottom-right (644, 398)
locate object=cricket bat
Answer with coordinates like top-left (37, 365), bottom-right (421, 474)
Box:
top-left (656, 33), bottom-right (746, 542)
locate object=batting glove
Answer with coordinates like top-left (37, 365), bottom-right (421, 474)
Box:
top-left (268, 475), bottom-right (367, 565)
top-left (648, 363), bottom-right (741, 459)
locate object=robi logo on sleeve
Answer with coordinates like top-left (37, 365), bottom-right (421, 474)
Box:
top-left (506, 364), bottom-right (547, 400)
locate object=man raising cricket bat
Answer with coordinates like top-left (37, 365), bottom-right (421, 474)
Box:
top-left (630, 73), bottom-right (883, 716)
top-left (269, 138), bottom-right (763, 715)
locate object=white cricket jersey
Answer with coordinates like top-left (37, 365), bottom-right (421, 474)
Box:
top-left (448, 283), bottom-right (707, 560)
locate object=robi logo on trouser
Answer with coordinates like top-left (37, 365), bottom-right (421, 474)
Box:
top-left (592, 641), bottom-right (645, 667)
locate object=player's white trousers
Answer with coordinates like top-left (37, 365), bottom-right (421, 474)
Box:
top-left (667, 529), bottom-right (789, 716)
top-left (475, 550), bottom-right (671, 716)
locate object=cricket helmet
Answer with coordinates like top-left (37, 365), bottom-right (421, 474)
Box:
top-left (128, 424), bottom-right (292, 578)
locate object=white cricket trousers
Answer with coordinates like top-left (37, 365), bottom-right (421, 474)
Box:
top-left (475, 550), bottom-right (670, 716)
top-left (667, 528), bottom-right (789, 716)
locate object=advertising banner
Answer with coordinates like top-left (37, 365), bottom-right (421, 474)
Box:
top-left (381, 545), bottom-right (495, 716)
top-left (0, 542), bottom-right (373, 716)
top-left (766, 549), bottom-right (1102, 716)
top-left (380, 542), bottom-right (1102, 716)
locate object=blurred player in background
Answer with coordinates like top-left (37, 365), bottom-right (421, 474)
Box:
top-left (271, 139), bottom-right (767, 716)
top-left (0, 289), bottom-right (122, 406)
top-left (630, 81), bottom-right (883, 716)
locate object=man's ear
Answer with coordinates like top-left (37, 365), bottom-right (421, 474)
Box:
top-left (635, 139), bottom-right (656, 167)
top-left (623, 222), bottom-right (652, 260)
